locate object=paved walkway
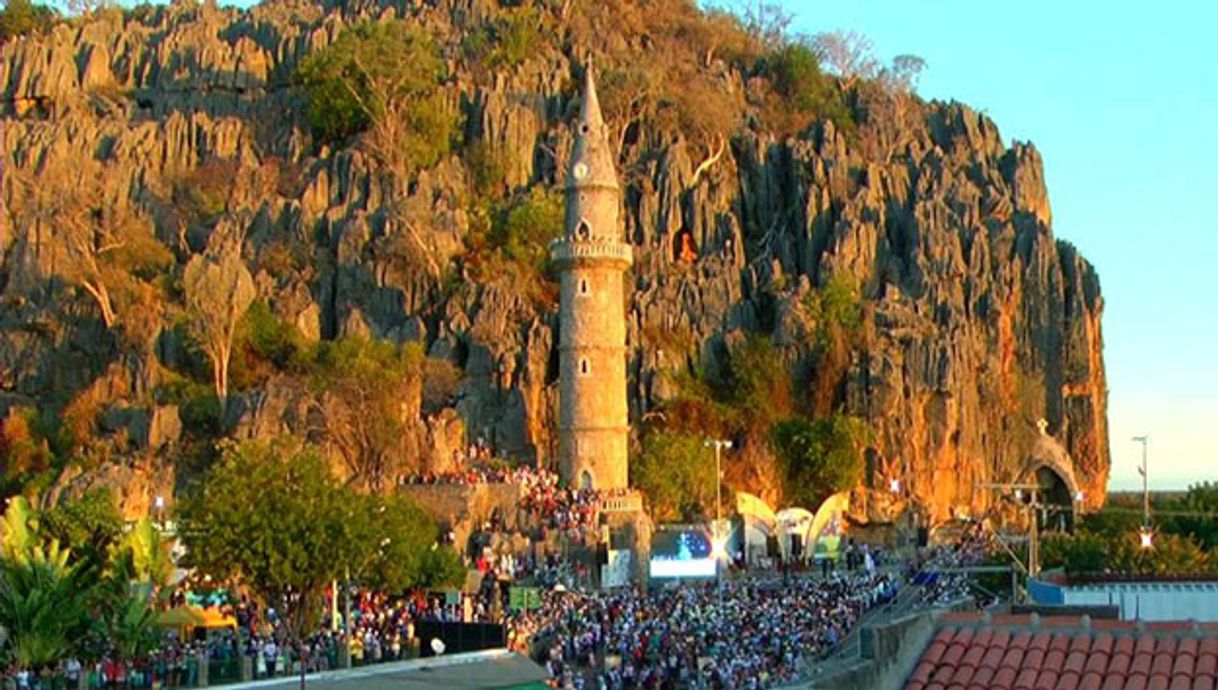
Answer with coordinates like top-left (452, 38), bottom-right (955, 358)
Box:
top-left (217, 650), bottom-right (548, 690)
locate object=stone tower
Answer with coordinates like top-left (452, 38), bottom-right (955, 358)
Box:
top-left (551, 66), bottom-right (632, 491)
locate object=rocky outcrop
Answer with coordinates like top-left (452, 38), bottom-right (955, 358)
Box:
top-left (0, 0), bottom-right (1108, 522)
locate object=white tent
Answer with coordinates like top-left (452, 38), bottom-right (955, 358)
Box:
top-left (775, 507), bottom-right (814, 561)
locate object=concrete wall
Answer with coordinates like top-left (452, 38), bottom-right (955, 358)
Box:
top-left (801, 612), bottom-right (937, 690)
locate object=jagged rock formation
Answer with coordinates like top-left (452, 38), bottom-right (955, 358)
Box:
top-left (0, 0), bottom-right (1108, 522)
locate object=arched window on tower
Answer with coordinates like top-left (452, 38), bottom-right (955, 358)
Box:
top-left (580, 358), bottom-right (590, 376)
top-left (576, 219), bottom-right (592, 241)
top-left (580, 470), bottom-right (594, 490)
top-left (579, 278), bottom-right (589, 296)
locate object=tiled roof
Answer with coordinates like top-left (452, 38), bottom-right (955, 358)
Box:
top-left (905, 616), bottom-right (1218, 690)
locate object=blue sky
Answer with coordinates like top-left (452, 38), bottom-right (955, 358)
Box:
top-left (774, 0), bottom-right (1218, 490)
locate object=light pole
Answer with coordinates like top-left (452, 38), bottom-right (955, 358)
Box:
top-left (1132, 436), bottom-right (1150, 528)
top-left (705, 438), bottom-right (732, 602)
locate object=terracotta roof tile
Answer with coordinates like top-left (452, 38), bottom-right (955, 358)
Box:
top-left (1058, 670), bottom-right (1082, 690)
top-left (1032, 669), bottom-right (1059, 689)
top-left (974, 628), bottom-right (995, 648)
top-left (932, 664), bottom-right (956, 685)
top-left (1065, 650), bottom-right (1088, 674)
top-left (971, 666), bottom-right (995, 686)
top-left (962, 644), bottom-right (986, 669)
top-left (1094, 633), bottom-right (1116, 656)
top-left (925, 640), bottom-right (948, 664)
top-left (1079, 672), bottom-right (1103, 690)
top-left (1085, 653), bottom-right (1111, 675)
top-left (912, 661), bottom-right (936, 683)
top-left (980, 646), bottom-right (1004, 671)
top-left (1070, 635), bottom-right (1094, 654)
top-left (908, 619), bottom-right (1218, 690)
top-left (1014, 666), bottom-right (1039, 690)
top-left (1137, 635), bottom-right (1159, 656)
top-left (953, 628), bottom-right (976, 646)
top-left (1109, 652), bottom-right (1132, 677)
top-left (1000, 648), bottom-right (1025, 670)
top-left (993, 666), bottom-right (1017, 689)
top-left (1115, 637), bottom-right (1136, 657)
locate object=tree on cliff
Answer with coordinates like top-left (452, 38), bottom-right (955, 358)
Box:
top-left (295, 20), bottom-right (453, 174)
top-left (310, 337), bottom-right (424, 491)
top-left (632, 430), bottom-right (719, 522)
top-left (0, 0), bottom-right (57, 41)
top-left (771, 415), bottom-right (871, 508)
top-left (11, 161), bottom-right (172, 332)
top-left (182, 249), bottom-right (256, 412)
top-left (178, 437), bottom-right (461, 679)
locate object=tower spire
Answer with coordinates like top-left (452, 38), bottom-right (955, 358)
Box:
top-left (568, 58), bottom-right (617, 192)
top-left (580, 57), bottom-right (605, 130)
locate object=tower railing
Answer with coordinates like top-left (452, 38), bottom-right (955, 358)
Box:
top-left (549, 238), bottom-right (633, 264)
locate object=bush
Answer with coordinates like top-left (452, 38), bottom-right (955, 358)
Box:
top-left (240, 301), bottom-right (306, 371)
top-left (632, 431), bottom-right (717, 522)
top-left (296, 21), bottom-right (454, 172)
top-left (488, 188), bottom-right (564, 272)
top-left (758, 41), bottom-right (854, 135)
top-left (170, 159), bottom-right (237, 225)
top-left (463, 7), bottom-right (544, 71)
top-left (0, 0), bottom-right (58, 40)
top-left (803, 275), bottom-right (863, 347)
top-left (771, 414), bottom-right (870, 508)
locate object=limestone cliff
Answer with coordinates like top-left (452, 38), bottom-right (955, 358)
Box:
top-left (0, 0), bottom-right (1108, 522)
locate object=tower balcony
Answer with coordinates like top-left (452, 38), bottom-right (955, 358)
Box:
top-left (550, 237), bottom-right (633, 268)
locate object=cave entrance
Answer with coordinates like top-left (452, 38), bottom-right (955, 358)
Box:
top-left (1033, 465), bottom-right (1075, 532)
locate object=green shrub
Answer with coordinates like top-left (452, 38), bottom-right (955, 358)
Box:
top-left (632, 430), bottom-right (718, 522)
top-left (463, 7), bottom-right (544, 71)
top-left (0, 0), bottom-right (58, 40)
top-left (463, 141), bottom-right (509, 197)
top-left (296, 20), bottom-right (454, 172)
top-left (490, 188), bottom-right (564, 271)
top-left (240, 301), bottom-right (306, 371)
top-left (771, 414), bottom-right (871, 507)
top-left (803, 275), bottom-right (863, 347)
top-left (759, 41), bottom-right (854, 134)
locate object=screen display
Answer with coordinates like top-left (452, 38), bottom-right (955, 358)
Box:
top-left (649, 528), bottom-right (716, 578)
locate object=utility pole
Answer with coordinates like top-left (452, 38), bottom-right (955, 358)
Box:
top-left (705, 438), bottom-right (732, 603)
top-left (1133, 436), bottom-right (1150, 527)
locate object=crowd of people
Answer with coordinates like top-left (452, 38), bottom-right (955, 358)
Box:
top-left (509, 571), bottom-right (899, 690)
